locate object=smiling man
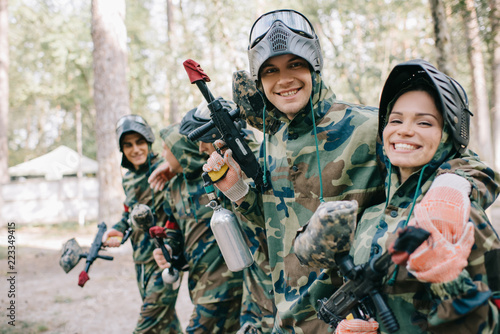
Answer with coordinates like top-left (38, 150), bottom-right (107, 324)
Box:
top-left (204, 9), bottom-right (386, 333)
top-left (102, 114), bottom-right (182, 334)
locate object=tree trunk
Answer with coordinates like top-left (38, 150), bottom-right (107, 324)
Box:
top-left (0, 0), bottom-right (8, 225)
top-left (165, 0), bottom-right (178, 125)
top-left (429, 0), bottom-right (454, 76)
top-left (461, 0), bottom-right (494, 162)
top-left (491, 0), bottom-right (500, 169)
top-left (91, 0), bottom-right (129, 224)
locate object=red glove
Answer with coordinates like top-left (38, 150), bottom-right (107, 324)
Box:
top-left (335, 318), bottom-right (379, 334)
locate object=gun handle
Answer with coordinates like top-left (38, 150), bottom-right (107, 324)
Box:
top-left (370, 290), bottom-right (399, 333)
top-left (121, 227), bottom-right (132, 244)
top-left (154, 239), bottom-right (180, 284)
top-left (208, 164), bottom-right (229, 183)
top-left (96, 254), bottom-right (114, 261)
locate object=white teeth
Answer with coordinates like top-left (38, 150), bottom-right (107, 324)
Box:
top-left (394, 143), bottom-right (417, 151)
top-left (280, 90), bottom-right (298, 97)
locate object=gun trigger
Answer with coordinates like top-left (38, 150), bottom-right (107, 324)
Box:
top-left (208, 164), bottom-right (229, 183)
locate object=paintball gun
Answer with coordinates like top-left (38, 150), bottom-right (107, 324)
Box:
top-left (59, 222), bottom-right (116, 287)
top-left (182, 59), bottom-right (266, 192)
top-left (131, 204), bottom-right (185, 284)
top-left (317, 226), bottom-right (431, 332)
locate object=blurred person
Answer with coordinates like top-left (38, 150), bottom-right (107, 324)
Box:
top-left (179, 101), bottom-right (275, 333)
top-left (102, 115), bottom-right (181, 334)
top-left (153, 123), bottom-right (244, 334)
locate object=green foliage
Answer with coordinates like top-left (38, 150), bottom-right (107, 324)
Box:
top-left (8, 0), bottom-right (94, 165)
top-left (6, 0), bottom-right (497, 166)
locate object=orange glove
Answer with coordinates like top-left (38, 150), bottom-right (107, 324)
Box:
top-left (335, 318), bottom-right (379, 334)
top-left (203, 140), bottom-right (249, 202)
top-left (407, 174), bottom-right (475, 283)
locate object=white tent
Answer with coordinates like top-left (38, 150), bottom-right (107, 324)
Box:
top-left (9, 145), bottom-right (98, 180)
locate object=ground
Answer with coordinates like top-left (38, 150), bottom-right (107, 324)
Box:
top-left (0, 223), bottom-right (194, 334)
top-left (1, 205), bottom-right (499, 334)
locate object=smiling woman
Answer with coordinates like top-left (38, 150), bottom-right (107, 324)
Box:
top-left (347, 59), bottom-right (500, 334)
top-left (383, 88), bottom-right (444, 183)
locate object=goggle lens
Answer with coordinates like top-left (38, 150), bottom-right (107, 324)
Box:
top-left (249, 10), bottom-right (315, 48)
top-left (116, 115), bottom-right (147, 128)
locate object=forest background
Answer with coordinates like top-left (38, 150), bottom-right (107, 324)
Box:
top-left (0, 1), bottom-right (499, 333)
top-left (0, 0), bottom-right (499, 223)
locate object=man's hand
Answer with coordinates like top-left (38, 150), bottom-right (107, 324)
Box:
top-left (335, 318), bottom-right (379, 334)
top-left (102, 229), bottom-right (124, 247)
top-left (148, 162), bottom-right (176, 192)
top-left (153, 247), bottom-right (172, 270)
top-left (203, 140), bottom-right (249, 203)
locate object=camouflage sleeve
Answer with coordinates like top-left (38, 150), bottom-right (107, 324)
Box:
top-left (430, 151), bottom-right (500, 332)
top-left (236, 187), bottom-right (266, 228)
top-left (427, 269), bottom-right (498, 333)
top-left (112, 205), bottom-right (130, 233)
top-left (161, 196), bottom-right (184, 255)
top-left (437, 149), bottom-right (500, 210)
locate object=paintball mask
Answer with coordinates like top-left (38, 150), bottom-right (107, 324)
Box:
top-left (248, 9), bottom-right (323, 81)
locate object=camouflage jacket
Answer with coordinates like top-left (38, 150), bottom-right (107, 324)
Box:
top-left (351, 125), bottom-right (500, 333)
top-left (113, 154), bottom-right (167, 264)
top-left (236, 129), bottom-right (275, 332)
top-left (160, 125), bottom-right (243, 305)
top-left (237, 72), bottom-right (386, 333)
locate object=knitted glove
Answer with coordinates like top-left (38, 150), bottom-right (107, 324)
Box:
top-left (335, 319), bottom-right (379, 334)
top-left (407, 174), bottom-right (475, 283)
top-left (203, 140), bottom-right (249, 202)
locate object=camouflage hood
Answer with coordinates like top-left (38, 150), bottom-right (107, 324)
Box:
top-left (160, 124), bottom-right (206, 180)
top-left (232, 70), bottom-right (336, 135)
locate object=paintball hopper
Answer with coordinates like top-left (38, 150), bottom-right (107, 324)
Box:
top-left (59, 238), bottom-right (83, 273)
top-left (294, 200), bottom-right (358, 268)
top-left (131, 204), bottom-right (156, 231)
